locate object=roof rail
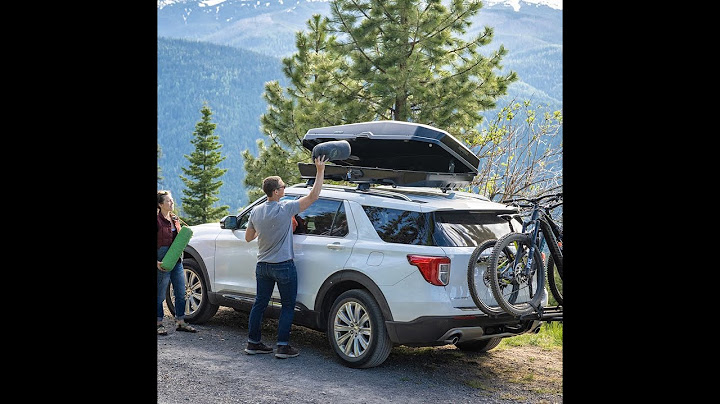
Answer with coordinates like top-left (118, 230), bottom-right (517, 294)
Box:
top-left (354, 187), bottom-right (412, 201)
top-left (302, 183), bottom-right (412, 201)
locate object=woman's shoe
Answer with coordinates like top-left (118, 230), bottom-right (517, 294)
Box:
top-left (157, 324), bottom-right (168, 336)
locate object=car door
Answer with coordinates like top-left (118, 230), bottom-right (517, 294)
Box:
top-left (291, 198), bottom-right (357, 309)
top-left (213, 198), bottom-right (265, 296)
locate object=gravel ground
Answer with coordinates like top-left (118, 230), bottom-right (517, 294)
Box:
top-left (157, 306), bottom-right (562, 403)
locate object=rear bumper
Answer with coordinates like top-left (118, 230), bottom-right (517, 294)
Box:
top-left (384, 313), bottom-right (543, 346)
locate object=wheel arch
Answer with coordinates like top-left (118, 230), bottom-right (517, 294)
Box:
top-left (314, 270), bottom-right (393, 331)
top-left (181, 246), bottom-right (212, 294)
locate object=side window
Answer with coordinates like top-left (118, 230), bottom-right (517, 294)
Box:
top-left (295, 199), bottom-right (348, 237)
top-left (329, 203), bottom-right (348, 236)
top-left (238, 196), bottom-right (271, 230)
top-left (238, 211), bottom-right (250, 230)
top-left (362, 205), bottom-right (432, 245)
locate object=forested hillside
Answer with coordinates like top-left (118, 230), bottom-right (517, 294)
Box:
top-left (467, 4), bottom-right (562, 106)
top-left (157, 37), bottom-right (287, 212)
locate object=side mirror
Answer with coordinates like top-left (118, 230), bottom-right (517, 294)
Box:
top-left (220, 215), bottom-right (238, 229)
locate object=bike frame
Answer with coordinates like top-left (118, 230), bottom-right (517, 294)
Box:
top-left (495, 207), bottom-right (543, 305)
top-left (519, 207), bottom-right (543, 281)
top-left (540, 202), bottom-right (563, 264)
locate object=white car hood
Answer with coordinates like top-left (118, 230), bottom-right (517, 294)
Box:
top-left (188, 222), bottom-right (224, 240)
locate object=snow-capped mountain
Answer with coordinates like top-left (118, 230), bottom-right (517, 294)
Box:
top-left (158, 0), bottom-right (562, 60)
top-left (484, 0), bottom-right (562, 11)
top-left (157, 0), bottom-right (562, 11)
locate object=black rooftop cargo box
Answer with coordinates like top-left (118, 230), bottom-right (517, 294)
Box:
top-left (298, 121), bottom-right (480, 189)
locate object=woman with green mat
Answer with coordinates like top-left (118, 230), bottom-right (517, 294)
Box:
top-left (157, 190), bottom-right (197, 335)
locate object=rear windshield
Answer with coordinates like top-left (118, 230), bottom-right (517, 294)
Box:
top-left (432, 211), bottom-right (521, 247)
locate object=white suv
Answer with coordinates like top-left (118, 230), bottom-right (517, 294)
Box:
top-left (169, 121), bottom-right (548, 368)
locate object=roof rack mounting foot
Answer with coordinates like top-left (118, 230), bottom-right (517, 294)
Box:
top-left (306, 178), bottom-right (315, 187)
top-left (356, 183), bottom-right (370, 191)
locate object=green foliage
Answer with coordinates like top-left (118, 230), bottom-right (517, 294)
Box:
top-left (179, 104), bottom-right (230, 225)
top-left (466, 99), bottom-right (563, 201)
top-left (500, 322), bottom-right (563, 349)
top-left (243, 0), bottom-right (518, 198)
top-left (241, 139), bottom-right (306, 204)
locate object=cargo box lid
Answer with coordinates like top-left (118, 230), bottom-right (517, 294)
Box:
top-left (299, 121), bottom-right (480, 189)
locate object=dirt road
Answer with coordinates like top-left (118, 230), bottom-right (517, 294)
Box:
top-left (157, 307), bottom-right (562, 403)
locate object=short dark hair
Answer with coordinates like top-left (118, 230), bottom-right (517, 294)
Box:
top-left (262, 176), bottom-right (282, 197)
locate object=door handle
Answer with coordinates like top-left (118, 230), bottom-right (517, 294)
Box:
top-left (326, 242), bottom-right (344, 250)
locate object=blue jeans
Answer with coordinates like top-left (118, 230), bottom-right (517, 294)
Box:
top-left (247, 260), bottom-right (298, 346)
top-left (157, 246), bottom-right (187, 322)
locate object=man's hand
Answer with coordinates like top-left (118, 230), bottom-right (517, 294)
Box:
top-left (315, 155), bottom-right (328, 170)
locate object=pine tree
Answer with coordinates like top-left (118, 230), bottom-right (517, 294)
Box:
top-left (180, 103), bottom-right (230, 224)
top-left (243, 0), bottom-right (519, 201)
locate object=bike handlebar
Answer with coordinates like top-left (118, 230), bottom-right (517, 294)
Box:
top-left (501, 192), bottom-right (563, 208)
top-left (545, 200), bottom-right (563, 211)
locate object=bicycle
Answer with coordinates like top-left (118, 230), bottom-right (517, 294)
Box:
top-left (487, 193), bottom-right (563, 317)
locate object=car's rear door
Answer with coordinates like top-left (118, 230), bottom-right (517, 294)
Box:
top-left (291, 198), bottom-right (357, 309)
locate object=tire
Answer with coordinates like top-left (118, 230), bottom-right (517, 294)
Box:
top-left (488, 232), bottom-right (546, 317)
top-left (455, 337), bottom-right (502, 353)
top-left (467, 240), bottom-right (511, 316)
top-left (166, 258), bottom-right (219, 324)
top-left (546, 254), bottom-right (563, 306)
top-left (327, 289), bottom-right (392, 369)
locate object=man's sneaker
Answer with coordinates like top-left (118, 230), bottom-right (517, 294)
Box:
top-left (275, 344), bottom-right (299, 359)
top-left (244, 342), bottom-right (273, 355)
top-left (176, 321), bottom-right (198, 333)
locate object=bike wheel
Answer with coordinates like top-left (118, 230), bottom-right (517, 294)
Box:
top-left (488, 232), bottom-right (546, 317)
top-left (546, 254), bottom-right (563, 306)
top-left (467, 240), bottom-right (510, 316)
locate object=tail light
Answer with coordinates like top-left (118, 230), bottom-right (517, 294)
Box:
top-left (407, 255), bottom-right (450, 286)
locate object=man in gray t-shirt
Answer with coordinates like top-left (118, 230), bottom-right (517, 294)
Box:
top-left (247, 198), bottom-right (300, 264)
top-left (243, 155), bottom-right (327, 358)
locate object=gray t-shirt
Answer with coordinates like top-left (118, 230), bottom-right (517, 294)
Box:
top-left (247, 199), bottom-right (301, 263)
